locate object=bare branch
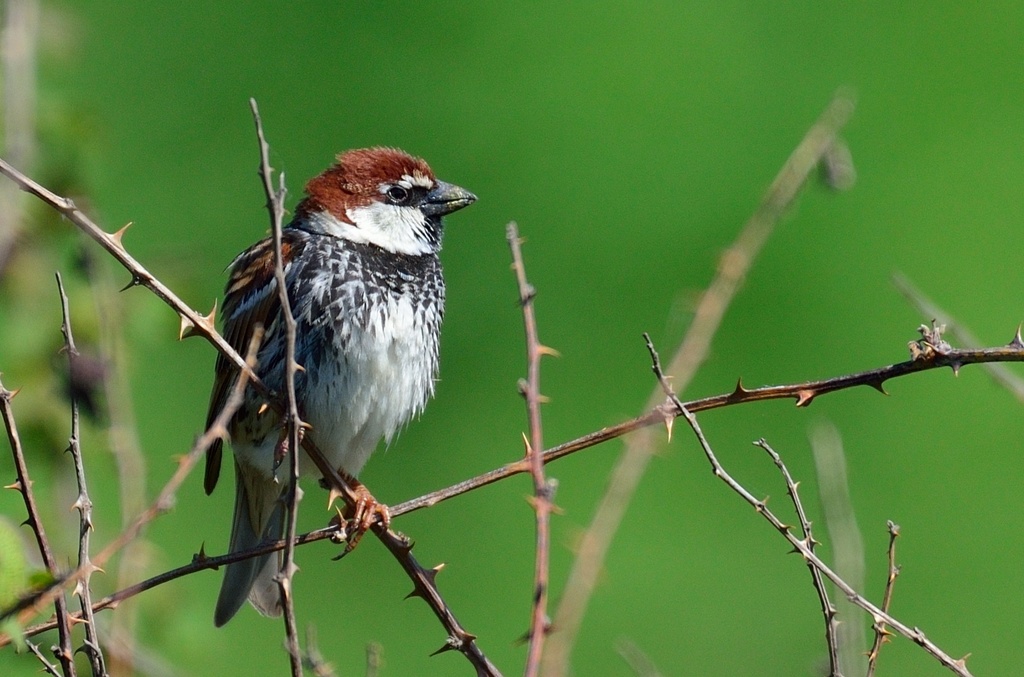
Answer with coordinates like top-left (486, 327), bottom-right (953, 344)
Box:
top-left (644, 334), bottom-right (973, 676)
top-left (1, 372), bottom-right (76, 675)
top-left (506, 221), bottom-right (554, 676)
top-left (249, 96), bottom-right (304, 677)
top-left (866, 521), bottom-right (901, 677)
top-left (56, 272), bottom-right (109, 677)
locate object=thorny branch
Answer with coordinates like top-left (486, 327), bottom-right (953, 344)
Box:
top-left (0, 146), bottom-right (500, 677)
top-left (249, 97), bottom-right (304, 677)
top-left (642, 334), bottom-right (973, 677)
top-left (56, 273), bottom-right (108, 677)
top-left (0, 100), bottom-right (1015, 675)
top-left (2, 329), bottom-right (261, 646)
top-left (1, 362), bottom-right (76, 674)
top-left (507, 221), bottom-right (555, 676)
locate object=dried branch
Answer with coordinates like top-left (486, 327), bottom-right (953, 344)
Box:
top-left (56, 272), bottom-right (109, 677)
top-left (249, 97), bottom-right (304, 677)
top-left (756, 438), bottom-right (840, 677)
top-left (866, 521), bottom-right (901, 677)
top-left (506, 221), bottom-right (554, 676)
top-left (643, 334), bottom-right (973, 676)
top-left (1, 371), bottom-right (76, 674)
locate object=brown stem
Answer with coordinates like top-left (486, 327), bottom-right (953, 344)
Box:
top-left (506, 222), bottom-right (553, 677)
top-left (56, 272), bottom-right (109, 677)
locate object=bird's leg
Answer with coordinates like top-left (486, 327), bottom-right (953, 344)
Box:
top-left (325, 472), bottom-right (391, 553)
top-left (272, 417), bottom-right (308, 472)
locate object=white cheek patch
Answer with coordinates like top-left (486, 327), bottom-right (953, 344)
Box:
top-left (343, 202), bottom-right (434, 256)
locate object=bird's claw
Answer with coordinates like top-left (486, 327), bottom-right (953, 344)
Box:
top-left (328, 479), bottom-right (390, 554)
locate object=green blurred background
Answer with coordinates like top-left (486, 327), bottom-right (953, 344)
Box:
top-left (2, 2), bottom-right (1023, 675)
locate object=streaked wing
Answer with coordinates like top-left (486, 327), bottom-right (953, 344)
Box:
top-left (203, 231), bottom-right (307, 495)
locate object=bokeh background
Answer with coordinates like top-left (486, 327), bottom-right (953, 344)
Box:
top-left (2, 2), bottom-right (1023, 675)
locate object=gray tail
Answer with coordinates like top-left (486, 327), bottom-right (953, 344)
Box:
top-left (214, 462), bottom-right (286, 626)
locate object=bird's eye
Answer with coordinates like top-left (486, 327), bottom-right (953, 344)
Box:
top-left (386, 185), bottom-right (410, 204)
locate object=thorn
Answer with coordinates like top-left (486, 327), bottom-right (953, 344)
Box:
top-left (120, 274), bottom-right (142, 292)
top-left (257, 402), bottom-right (269, 416)
top-left (869, 379), bottom-right (889, 395)
top-left (537, 344), bottom-right (561, 358)
top-left (404, 586), bottom-right (424, 601)
top-left (109, 221), bottom-right (133, 248)
top-left (203, 299), bottom-right (218, 328)
top-left (795, 389), bottom-right (815, 407)
top-left (177, 315), bottom-right (194, 340)
top-left (430, 637), bottom-right (461, 657)
top-left (7, 386), bottom-right (21, 400)
top-left (663, 415), bottom-right (674, 442)
top-left (423, 562), bottom-right (445, 586)
top-left (729, 378), bottom-right (749, 400)
top-left (326, 486), bottom-right (344, 510)
top-left (4, 481), bottom-right (22, 491)
top-left (1011, 324), bottom-right (1024, 349)
top-left (293, 361), bottom-right (306, 373)
top-left (521, 432), bottom-right (532, 456)
top-left (950, 361), bottom-right (962, 377)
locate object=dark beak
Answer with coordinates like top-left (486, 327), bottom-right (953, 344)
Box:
top-left (422, 180), bottom-right (477, 217)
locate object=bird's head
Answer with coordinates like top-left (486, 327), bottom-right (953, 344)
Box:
top-left (295, 147), bottom-right (476, 255)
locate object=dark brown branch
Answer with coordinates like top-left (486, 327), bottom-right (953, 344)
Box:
top-left (249, 97), bottom-right (304, 677)
top-left (506, 221), bottom-right (554, 676)
top-left (755, 438), bottom-right (840, 677)
top-left (0, 366), bottom-right (76, 675)
top-left (866, 521), bottom-right (901, 677)
top-left (56, 272), bottom-right (108, 677)
top-left (643, 334), bottom-right (973, 677)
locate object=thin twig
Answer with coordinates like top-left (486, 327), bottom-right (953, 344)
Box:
top-left (866, 521), bottom-right (901, 677)
top-left (539, 90), bottom-right (855, 677)
top-left (26, 638), bottom-right (62, 677)
top-left (57, 272), bottom-right (109, 677)
top-left (0, 375), bottom-right (76, 674)
top-left (755, 438), bottom-right (841, 677)
top-left (506, 222), bottom-right (553, 677)
top-left (249, 97), bottom-right (304, 677)
top-left (643, 334), bottom-right (973, 677)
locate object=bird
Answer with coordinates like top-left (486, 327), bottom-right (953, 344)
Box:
top-left (203, 147), bottom-right (476, 626)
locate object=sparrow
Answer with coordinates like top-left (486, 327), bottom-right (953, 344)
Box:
top-left (204, 147), bottom-right (476, 626)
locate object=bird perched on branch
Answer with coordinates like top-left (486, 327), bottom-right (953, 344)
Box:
top-left (204, 147), bottom-right (476, 626)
